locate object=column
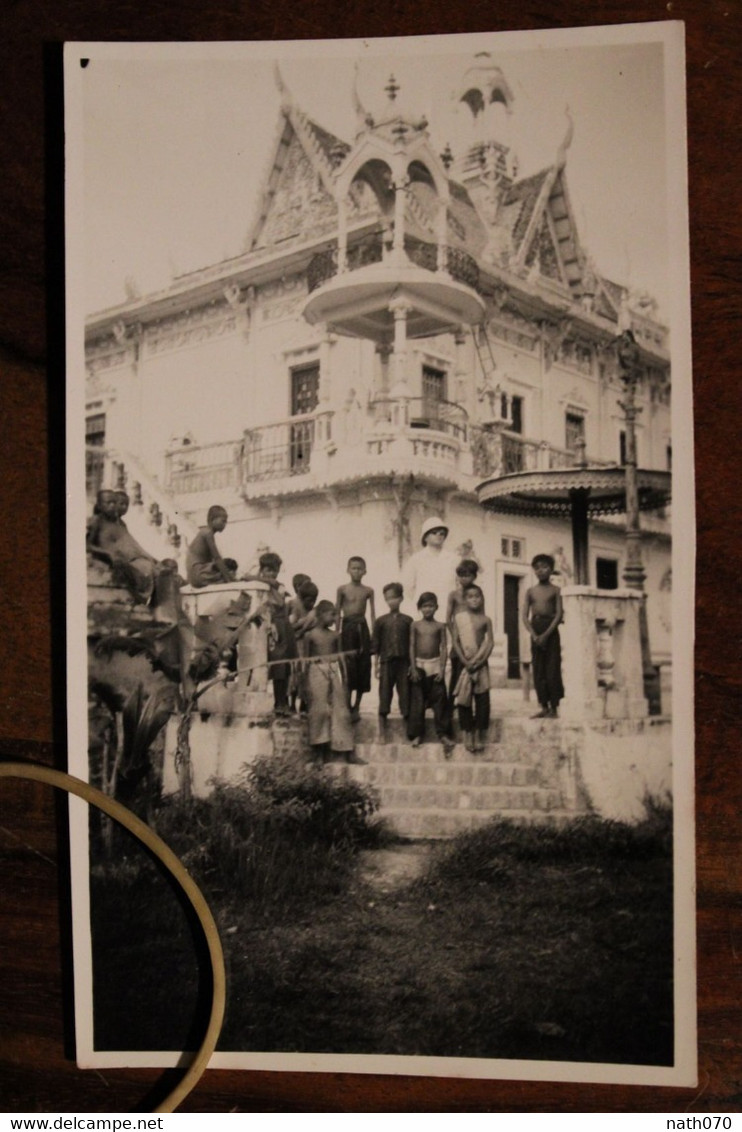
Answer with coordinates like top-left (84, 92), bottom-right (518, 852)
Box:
top-left (392, 161), bottom-right (407, 264)
top-left (337, 197), bottom-right (348, 274)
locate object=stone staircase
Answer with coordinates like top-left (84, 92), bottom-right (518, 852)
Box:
top-left (343, 709), bottom-right (589, 838)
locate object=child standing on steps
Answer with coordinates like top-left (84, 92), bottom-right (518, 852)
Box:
top-left (408, 592), bottom-right (453, 756)
top-left (371, 582), bottom-right (413, 737)
top-left (336, 556), bottom-right (375, 721)
top-left (445, 558), bottom-right (481, 711)
top-left (304, 601), bottom-right (364, 764)
top-left (450, 584), bottom-right (494, 752)
top-left (522, 553), bottom-right (564, 718)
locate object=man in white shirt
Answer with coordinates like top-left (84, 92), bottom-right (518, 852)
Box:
top-left (401, 516), bottom-right (460, 617)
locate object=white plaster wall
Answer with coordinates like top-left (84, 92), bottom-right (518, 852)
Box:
top-left (569, 718), bottom-right (672, 822)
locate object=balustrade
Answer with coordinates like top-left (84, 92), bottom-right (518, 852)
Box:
top-left (242, 416), bottom-right (316, 482)
top-left (164, 440), bottom-right (241, 494)
top-left (305, 230), bottom-right (480, 294)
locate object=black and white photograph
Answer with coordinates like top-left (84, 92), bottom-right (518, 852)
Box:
top-left (65, 24), bottom-right (695, 1084)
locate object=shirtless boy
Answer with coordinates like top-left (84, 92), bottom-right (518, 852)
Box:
top-left (450, 584), bottom-right (494, 752)
top-left (336, 556), bottom-right (375, 720)
top-left (408, 592), bottom-right (452, 753)
top-left (522, 554), bottom-right (564, 718)
top-left (445, 558), bottom-right (481, 708)
top-left (186, 505), bottom-right (233, 588)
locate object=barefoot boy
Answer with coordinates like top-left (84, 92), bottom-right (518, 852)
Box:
top-left (371, 582), bottom-right (413, 732)
top-left (445, 558), bottom-right (481, 709)
top-left (304, 600), bottom-right (362, 764)
top-left (408, 592), bottom-right (452, 753)
top-left (336, 556), bottom-right (375, 720)
top-left (522, 554), bottom-right (564, 718)
top-left (450, 584), bottom-right (494, 752)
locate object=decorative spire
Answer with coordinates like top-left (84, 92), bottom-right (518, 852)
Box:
top-left (352, 61), bottom-right (374, 132)
top-left (273, 62), bottom-right (292, 111)
top-left (385, 74), bottom-right (400, 103)
top-left (556, 106), bottom-right (574, 169)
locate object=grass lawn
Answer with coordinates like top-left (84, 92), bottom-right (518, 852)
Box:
top-left (91, 813), bottom-right (673, 1067)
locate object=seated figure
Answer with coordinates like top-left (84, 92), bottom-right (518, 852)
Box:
top-left (87, 489), bottom-right (158, 600)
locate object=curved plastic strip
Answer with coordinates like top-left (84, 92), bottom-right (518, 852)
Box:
top-left (0, 761), bottom-right (226, 1113)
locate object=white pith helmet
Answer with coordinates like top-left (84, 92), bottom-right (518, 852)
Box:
top-left (421, 516), bottom-right (449, 545)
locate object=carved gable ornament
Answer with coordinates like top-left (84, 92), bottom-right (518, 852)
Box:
top-left (259, 131), bottom-right (338, 249)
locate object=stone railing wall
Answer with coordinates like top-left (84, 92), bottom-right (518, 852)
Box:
top-left (559, 587), bottom-right (649, 722)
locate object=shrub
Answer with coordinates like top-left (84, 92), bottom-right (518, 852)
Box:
top-left (423, 802), bottom-right (673, 886)
top-left (153, 752), bottom-right (380, 911)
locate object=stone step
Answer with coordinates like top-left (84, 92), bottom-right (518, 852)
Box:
top-left (380, 807), bottom-right (579, 840)
top-left (356, 714), bottom-right (564, 747)
top-left (372, 784), bottom-right (565, 813)
top-left (352, 738), bottom-right (562, 766)
top-left (350, 760), bottom-right (555, 789)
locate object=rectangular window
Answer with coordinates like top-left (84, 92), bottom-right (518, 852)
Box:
top-left (619, 430), bottom-right (627, 465)
top-left (290, 363), bottom-right (319, 474)
top-left (85, 413), bottom-right (106, 446)
top-left (500, 536), bottom-right (525, 560)
top-left (422, 364), bottom-right (446, 404)
top-left (502, 394), bottom-right (523, 434)
top-left (85, 413), bottom-right (106, 498)
top-left (596, 557), bottom-right (619, 590)
top-left (666, 443), bottom-right (672, 471)
top-left (565, 411), bottom-right (585, 454)
top-left (291, 363), bottom-right (319, 416)
top-left (416, 364), bottom-right (449, 432)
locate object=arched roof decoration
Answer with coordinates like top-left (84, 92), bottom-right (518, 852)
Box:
top-left (349, 158), bottom-right (395, 215)
top-left (335, 131), bottom-right (450, 206)
top-left (456, 53), bottom-right (515, 117)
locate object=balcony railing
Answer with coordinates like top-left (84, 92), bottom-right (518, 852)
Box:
top-left (470, 427), bottom-right (614, 480)
top-left (164, 440), bottom-right (241, 494)
top-left (242, 415), bottom-right (317, 482)
top-left (370, 396), bottom-right (468, 441)
top-left (306, 232), bottom-right (480, 293)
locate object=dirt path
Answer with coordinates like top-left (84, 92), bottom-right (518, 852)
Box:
top-left (359, 842), bottom-right (431, 893)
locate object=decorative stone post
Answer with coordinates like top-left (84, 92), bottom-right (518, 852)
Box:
top-left (559, 587), bottom-right (648, 721)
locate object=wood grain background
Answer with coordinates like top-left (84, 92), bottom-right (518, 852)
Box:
top-left (1, 0), bottom-right (740, 1113)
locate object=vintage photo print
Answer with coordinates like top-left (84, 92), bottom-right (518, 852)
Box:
top-left (65, 24), bottom-right (695, 1085)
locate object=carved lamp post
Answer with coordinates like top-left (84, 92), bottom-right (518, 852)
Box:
top-left (615, 330), bottom-right (661, 713)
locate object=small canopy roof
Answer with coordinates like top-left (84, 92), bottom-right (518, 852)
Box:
top-left (477, 465), bottom-right (671, 585)
top-left (477, 466), bottom-right (671, 517)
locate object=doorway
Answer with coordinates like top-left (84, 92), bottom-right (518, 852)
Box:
top-left (503, 573), bottom-right (522, 679)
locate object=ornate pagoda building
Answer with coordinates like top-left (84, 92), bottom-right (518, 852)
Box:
top-left (84, 52), bottom-right (672, 691)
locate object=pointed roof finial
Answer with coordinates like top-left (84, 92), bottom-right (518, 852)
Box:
top-left (385, 74), bottom-right (400, 102)
top-left (352, 61), bottom-right (374, 131)
top-left (273, 62), bottom-right (292, 111)
top-left (556, 105), bottom-right (574, 168)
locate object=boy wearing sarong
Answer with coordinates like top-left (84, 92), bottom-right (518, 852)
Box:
top-left (522, 554), bottom-right (564, 718)
top-left (450, 584), bottom-right (494, 752)
top-left (445, 558), bottom-right (481, 711)
top-left (408, 592), bottom-right (453, 755)
top-left (336, 556), bottom-right (375, 721)
top-left (304, 601), bottom-right (362, 763)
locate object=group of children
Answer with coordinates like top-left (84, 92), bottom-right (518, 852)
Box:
top-left (89, 493), bottom-right (565, 760)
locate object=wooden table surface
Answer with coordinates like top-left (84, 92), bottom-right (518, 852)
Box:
top-left (1, 0), bottom-right (740, 1113)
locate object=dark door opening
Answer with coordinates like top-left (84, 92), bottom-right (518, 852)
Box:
top-left (504, 573), bottom-right (522, 679)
